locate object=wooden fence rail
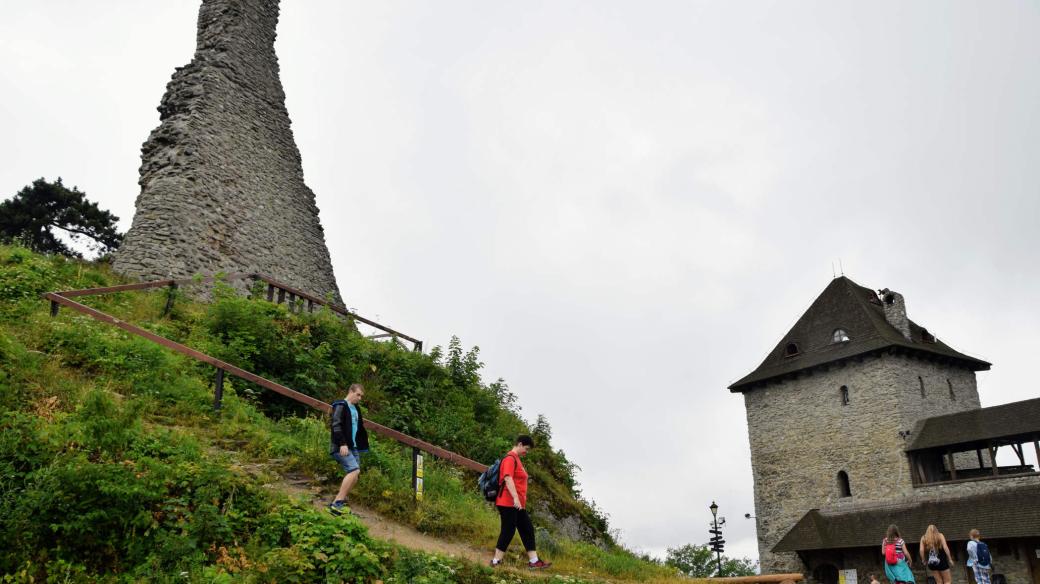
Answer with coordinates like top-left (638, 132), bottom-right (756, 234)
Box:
top-left (43, 276), bottom-right (484, 476)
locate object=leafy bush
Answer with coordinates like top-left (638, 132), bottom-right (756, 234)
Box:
top-left (255, 505), bottom-right (386, 583)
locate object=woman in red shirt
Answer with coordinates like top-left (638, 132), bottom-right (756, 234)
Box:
top-left (490, 435), bottom-right (551, 569)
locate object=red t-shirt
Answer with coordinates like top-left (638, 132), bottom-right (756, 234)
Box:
top-left (495, 452), bottom-right (528, 508)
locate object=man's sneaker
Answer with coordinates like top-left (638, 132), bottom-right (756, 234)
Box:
top-left (327, 500), bottom-right (347, 516)
top-left (528, 560), bottom-right (551, 570)
top-left (489, 559), bottom-right (501, 568)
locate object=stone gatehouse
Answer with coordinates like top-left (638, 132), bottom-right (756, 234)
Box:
top-left (731, 276), bottom-right (1040, 584)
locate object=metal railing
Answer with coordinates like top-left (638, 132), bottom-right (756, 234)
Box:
top-left (43, 275), bottom-right (484, 475)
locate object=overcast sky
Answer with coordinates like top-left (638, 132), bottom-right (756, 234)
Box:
top-left (3, 1), bottom-right (1039, 563)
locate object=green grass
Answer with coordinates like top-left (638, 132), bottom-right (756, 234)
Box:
top-left (0, 245), bottom-right (687, 583)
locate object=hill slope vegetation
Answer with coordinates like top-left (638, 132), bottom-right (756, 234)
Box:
top-left (0, 246), bottom-right (689, 583)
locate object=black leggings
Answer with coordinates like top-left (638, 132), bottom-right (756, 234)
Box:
top-left (496, 506), bottom-right (536, 552)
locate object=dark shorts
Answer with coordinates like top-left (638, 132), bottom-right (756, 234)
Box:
top-left (331, 449), bottom-right (361, 474)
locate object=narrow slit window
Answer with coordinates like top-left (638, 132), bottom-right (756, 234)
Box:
top-left (840, 385), bottom-right (850, 406)
top-left (947, 379), bottom-right (955, 400)
top-left (837, 471), bottom-right (851, 497)
top-left (918, 376), bottom-right (925, 398)
top-left (785, 343), bottom-right (800, 357)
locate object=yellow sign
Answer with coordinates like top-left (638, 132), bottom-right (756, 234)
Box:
top-left (415, 453), bottom-right (425, 500)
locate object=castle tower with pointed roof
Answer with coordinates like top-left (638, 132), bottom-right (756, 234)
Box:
top-left (730, 277), bottom-right (992, 574)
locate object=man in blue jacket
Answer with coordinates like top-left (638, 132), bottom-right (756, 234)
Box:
top-left (328, 383), bottom-right (369, 516)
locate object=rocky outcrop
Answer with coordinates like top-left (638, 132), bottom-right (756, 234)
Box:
top-left (114, 0), bottom-right (340, 301)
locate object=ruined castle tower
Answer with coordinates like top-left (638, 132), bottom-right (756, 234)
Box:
top-left (729, 277), bottom-right (990, 574)
top-left (113, 0), bottom-right (341, 301)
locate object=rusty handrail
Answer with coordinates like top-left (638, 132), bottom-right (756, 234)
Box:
top-left (54, 272), bottom-right (422, 352)
top-left (250, 274), bottom-right (422, 351)
top-left (43, 282), bottom-right (484, 473)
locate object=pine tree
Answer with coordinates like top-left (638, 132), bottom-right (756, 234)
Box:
top-left (0, 178), bottom-right (122, 257)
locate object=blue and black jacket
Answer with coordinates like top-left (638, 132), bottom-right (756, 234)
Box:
top-left (330, 399), bottom-right (370, 454)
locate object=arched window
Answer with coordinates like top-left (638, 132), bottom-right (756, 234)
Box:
top-left (840, 385), bottom-right (850, 406)
top-left (832, 328), bottom-right (850, 343)
top-left (814, 565), bottom-right (840, 584)
top-left (918, 376), bottom-right (925, 398)
top-left (837, 471), bottom-right (851, 497)
top-left (947, 379), bottom-right (955, 400)
top-left (784, 343), bottom-right (800, 357)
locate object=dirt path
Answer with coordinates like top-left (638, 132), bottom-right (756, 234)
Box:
top-left (273, 473), bottom-right (490, 565)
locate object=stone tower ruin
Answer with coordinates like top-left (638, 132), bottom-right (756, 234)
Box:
top-left (729, 277), bottom-right (991, 574)
top-left (113, 0), bottom-right (341, 301)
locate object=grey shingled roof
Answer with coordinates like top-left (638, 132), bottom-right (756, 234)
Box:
top-left (773, 484), bottom-right (1040, 552)
top-left (729, 277), bottom-right (990, 392)
top-left (907, 397), bottom-right (1040, 451)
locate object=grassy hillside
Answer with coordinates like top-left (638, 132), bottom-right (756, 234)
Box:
top-left (0, 245), bottom-right (688, 583)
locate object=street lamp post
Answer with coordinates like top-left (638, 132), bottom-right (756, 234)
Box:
top-left (709, 501), bottom-right (724, 576)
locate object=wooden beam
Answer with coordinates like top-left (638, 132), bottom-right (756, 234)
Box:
top-left (947, 450), bottom-right (957, 480)
top-left (990, 444), bottom-right (998, 476)
top-left (916, 459), bottom-right (928, 485)
top-left (977, 449), bottom-right (985, 469)
top-left (1011, 443), bottom-right (1025, 466)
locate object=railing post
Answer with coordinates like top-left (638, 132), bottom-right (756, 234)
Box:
top-left (276, 288), bottom-right (286, 305)
top-left (161, 282), bottom-right (178, 317)
top-left (267, 283), bottom-right (275, 302)
top-left (213, 367), bottom-right (225, 411)
top-left (414, 340), bottom-right (423, 353)
top-left (50, 299), bottom-right (60, 317)
top-left (308, 299), bottom-right (314, 313)
top-left (412, 447), bottom-right (424, 502)
top-left (288, 293), bottom-right (296, 313)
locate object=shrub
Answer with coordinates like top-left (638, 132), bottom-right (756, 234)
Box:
top-left (256, 505), bottom-right (386, 583)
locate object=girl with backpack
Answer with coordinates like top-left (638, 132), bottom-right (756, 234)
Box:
top-left (489, 435), bottom-right (551, 570)
top-left (919, 524), bottom-right (952, 584)
top-left (881, 524), bottom-right (915, 584)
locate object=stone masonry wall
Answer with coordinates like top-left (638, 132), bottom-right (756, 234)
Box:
top-left (744, 353), bottom-right (981, 573)
top-left (113, 0), bottom-right (341, 301)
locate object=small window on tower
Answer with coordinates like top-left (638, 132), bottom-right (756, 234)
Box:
top-left (947, 379), bottom-right (956, 400)
top-left (918, 376), bottom-right (925, 398)
top-left (784, 343), bottom-right (800, 357)
top-left (832, 329), bottom-right (851, 343)
top-left (837, 471), bottom-right (851, 497)
top-left (840, 385), bottom-right (850, 406)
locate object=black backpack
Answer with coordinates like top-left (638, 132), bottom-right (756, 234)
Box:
top-left (477, 458), bottom-right (503, 501)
